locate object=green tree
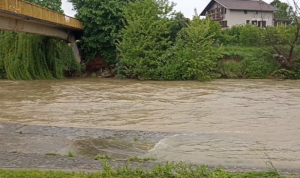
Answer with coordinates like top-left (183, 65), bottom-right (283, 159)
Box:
top-left (263, 0), bottom-right (300, 70)
top-left (161, 17), bottom-right (223, 81)
top-left (270, 0), bottom-right (293, 19)
top-left (0, 0), bottom-right (79, 80)
top-left (69, 0), bottom-right (133, 65)
top-left (117, 0), bottom-right (175, 80)
top-left (25, 0), bottom-right (63, 13)
top-left (168, 12), bottom-right (190, 44)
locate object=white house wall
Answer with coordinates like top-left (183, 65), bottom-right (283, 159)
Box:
top-left (225, 10), bottom-right (274, 27)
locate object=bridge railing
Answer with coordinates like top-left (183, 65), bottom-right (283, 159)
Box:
top-left (0, 0), bottom-right (83, 30)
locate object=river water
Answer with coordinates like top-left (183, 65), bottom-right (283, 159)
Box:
top-left (0, 78), bottom-right (300, 169)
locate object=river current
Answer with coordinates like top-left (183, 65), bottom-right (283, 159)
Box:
top-left (0, 78), bottom-right (299, 169)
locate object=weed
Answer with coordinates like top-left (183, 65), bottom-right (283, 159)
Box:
top-left (134, 137), bottom-right (139, 142)
top-left (67, 151), bottom-right (74, 157)
top-left (143, 157), bottom-right (156, 161)
top-left (95, 154), bottom-right (111, 160)
top-left (45, 153), bottom-right (60, 156)
top-left (128, 156), bottom-right (156, 162)
top-left (0, 162), bottom-right (290, 178)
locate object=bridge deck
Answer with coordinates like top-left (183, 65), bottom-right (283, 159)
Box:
top-left (0, 0), bottom-right (83, 30)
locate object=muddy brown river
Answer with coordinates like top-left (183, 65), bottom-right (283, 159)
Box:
top-left (0, 78), bottom-right (300, 169)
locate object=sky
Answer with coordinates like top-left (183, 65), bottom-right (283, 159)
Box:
top-left (61, 0), bottom-right (287, 19)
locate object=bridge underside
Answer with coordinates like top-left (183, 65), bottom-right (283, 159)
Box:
top-left (0, 11), bottom-right (82, 63)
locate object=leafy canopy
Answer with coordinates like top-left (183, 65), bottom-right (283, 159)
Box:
top-left (25, 0), bottom-right (63, 13)
top-left (68, 0), bottom-right (134, 64)
top-left (117, 0), bottom-right (175, 80)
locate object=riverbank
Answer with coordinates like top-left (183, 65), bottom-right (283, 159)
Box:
top-left (0, 122), bottom-right (299, 177)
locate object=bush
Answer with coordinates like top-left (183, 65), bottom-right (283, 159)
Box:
top-left (221, 25), bottom-right (263, 46)
top-left (270, 69), bottom-right (300, 80)
top-left (69, 0), bottom-right (133, 64)
top-left (117, 0), bottom-right (175, 80)
top-left (218, 46), bottom-right (278, 79)
top-left (160, 17), bottom-right (223, 81)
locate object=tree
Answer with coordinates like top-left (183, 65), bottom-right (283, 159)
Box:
top-left (160, 16), bottom-right (223, 81)
top-left (116, 0), bottom-right (175, 80)
top-left (68, 0), bottom-right (134, 65)
top-left (25, 0), bottom-right (63, 13)
top-left (270, 0), bottom-right (293, 19)
top-left (263, 0), bottom-right (300, 70)
top-left (168, 12), bottom-right (190, 44)
top-left (0, 0), bottom-right (79, 80)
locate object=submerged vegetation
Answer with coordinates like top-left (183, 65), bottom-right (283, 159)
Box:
top-left (0, 161), bottom-right (296, 178)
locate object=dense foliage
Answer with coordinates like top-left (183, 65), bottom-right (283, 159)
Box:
top-left (159, 17), bottom-right (223, 81)
top-left (270, 0), bottom-right (293, 19)
top-left (218, 46), bottom-right (278, 79)
top-left (68, 0), bottom-right (134, 65)
top-left (1, 0), bottom-right (299, 81)
top-left (117, 0), bottom-right (223, 81)
top-left (0, 161), bottom-right (288, 178)
top-left (0, 0), bottom-right (80, 80)
top-left (26, 0), bottom-right (63, 13)
top-left (0, 32), bottom-right (80, 80)
top-left (116, 0), bottom-right (175, 80)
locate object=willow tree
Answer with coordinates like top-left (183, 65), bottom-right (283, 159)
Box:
top-left (0, 0), bottom-right (80, 80)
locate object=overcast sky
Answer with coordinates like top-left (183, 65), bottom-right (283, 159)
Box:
top-left (61, 0), bottom-right (286, 18)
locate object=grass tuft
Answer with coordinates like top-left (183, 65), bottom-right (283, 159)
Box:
top-left (67, 151), bottom-right (74, 157)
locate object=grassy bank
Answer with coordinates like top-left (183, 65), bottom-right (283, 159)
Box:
top-left (218, 46), bottom-right (279, 79)
top-left (0, 162), bottom-right (298, 178)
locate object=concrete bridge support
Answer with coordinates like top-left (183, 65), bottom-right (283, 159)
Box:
top-left (0, 15), bottom-right (82, 63)
top-left (68, 34), bottom-right (81, 64)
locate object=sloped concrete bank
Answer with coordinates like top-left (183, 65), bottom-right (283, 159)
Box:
top-left (0, 122), bottom-right (299, 176)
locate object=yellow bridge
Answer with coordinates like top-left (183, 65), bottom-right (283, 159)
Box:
top-left (0, 0), bottom-right (83, 63)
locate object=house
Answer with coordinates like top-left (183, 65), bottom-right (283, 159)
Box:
top-left (200, 0), bottom-right (281, 28)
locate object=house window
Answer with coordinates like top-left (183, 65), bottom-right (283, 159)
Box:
top-left (244, 10), bottom-right (247, 14)
top-left (252, 20), bottom-right (257, 25)
top-left (246, 20), bottom-right (250, 24)
top-left (220, 21), bottom-right (227, 28)
top-left (258, 21), bottom-right (266, 27)
top-left (258, 21), bottom-right (261, 27)
top-left (224, 8), bottom-right (227, 14)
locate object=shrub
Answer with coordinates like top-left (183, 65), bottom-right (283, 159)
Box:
top-left (218, 47), bottom-right (278, 79)
top-left (117, 0), bottom-right (175, 80)
top-left (160, 17), bottom-right (223, 81)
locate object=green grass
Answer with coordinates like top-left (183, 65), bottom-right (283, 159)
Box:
top-left (128, 156), bottom-right (156, 162)
top-left (0, 161), bottom-right (297, 178)
top-left (67, 151), bottom-right (74, 157)
top-left (94, 154), bottom-right (111, 160)
top-left (45, 153), bottom-right (60, 156)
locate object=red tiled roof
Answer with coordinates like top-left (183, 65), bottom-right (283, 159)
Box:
top-left (200, 0), bottom-right (278, 15)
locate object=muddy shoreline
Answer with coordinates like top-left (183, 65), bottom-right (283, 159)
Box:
top-left (0, 122), bottom-right (299, 175)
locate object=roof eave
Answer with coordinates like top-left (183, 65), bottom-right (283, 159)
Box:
top-left (229, 8), bottom-right (279, 12)
top-left (200, 0), bottom-right (228, 16)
